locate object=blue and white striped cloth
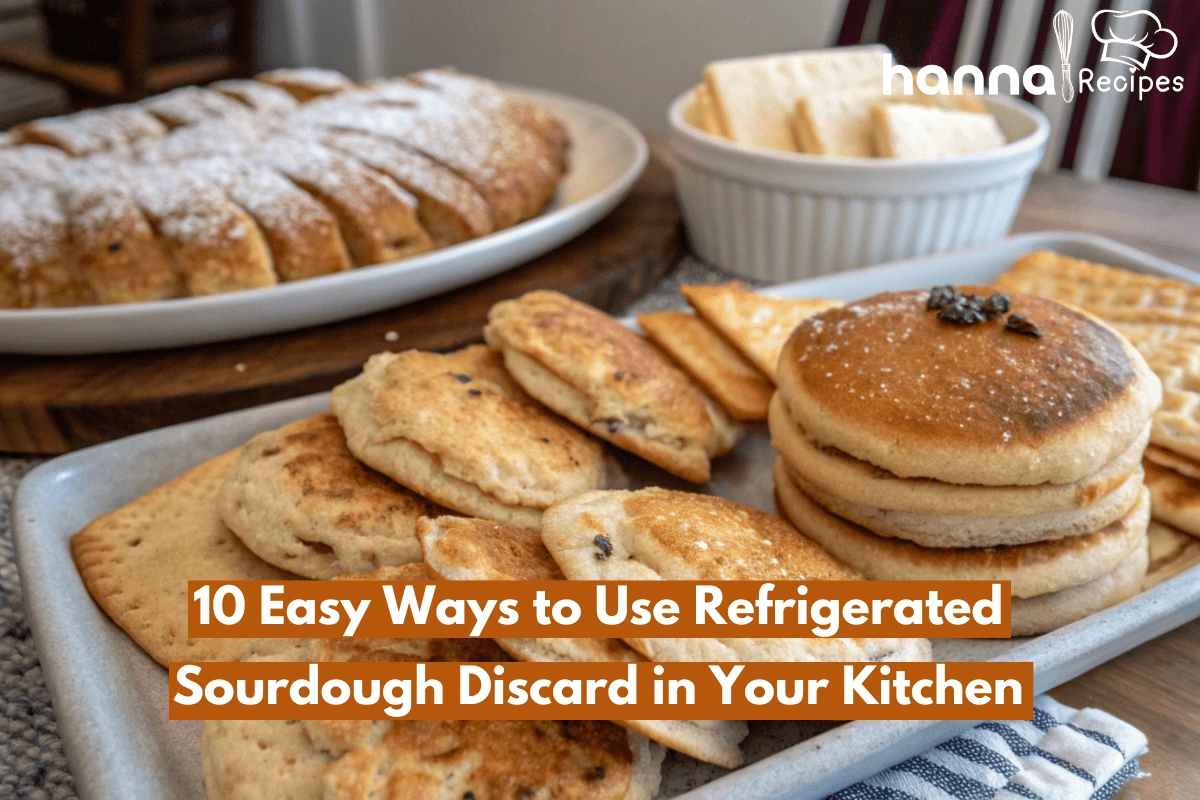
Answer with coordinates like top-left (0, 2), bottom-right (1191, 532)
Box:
top-left (833, 696), bottom-right (1148, 800)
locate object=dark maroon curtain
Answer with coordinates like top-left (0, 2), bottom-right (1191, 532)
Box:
top-left (838, 0), bottom-right (969, 69)
top-left (879, 0), bottom-right (969, 71)
top-left (1109, 0), bottom-right (1200, 190)
top-left (835, 0), bottom-right (1199, 190)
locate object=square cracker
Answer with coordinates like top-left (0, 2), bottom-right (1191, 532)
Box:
top-left (704, 45), bottom-right (890, 151)
top-left (794, 78), bottom-right (989, 156)
top-left (684, 84), bottom-right (726, 137)
top-left (871, 103), bottom-right (1005, 158)
top-left (996, 251), bottom-right (1200, 461)
top-left (638, 310), bottom-right (772, 420)
top-left (71, 449), bottom-right (295, 666)
top-left (681, 282), bottom-right (842, 383)
top-left (996, 250), bottom-right (1200, 328)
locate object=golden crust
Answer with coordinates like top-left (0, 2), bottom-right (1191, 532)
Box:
top-left (486, 291), bottom-right (718, 482)
top-left (418, 514), bottom-right (750, 769)
top-left (205, 621), bottom-right (659, 800)
top-left (66, 169), bottom-right (183, 303)
top-left (407, 67), bottom-right (571, 166)
top-left (259, 138), bottom-right (432, 266)
top-left (1144, 457), bottom-right (1200, 538)
top-left (321, 130), bottom-right (494, 247)
top-left (542, 488), bottom-right (930, 664)
top-left (255, 67), bottom-right (355, 102)
top-left (131, 165), bottom-right (280, 296)
top-left (184, 155), bottom-right (353, 281)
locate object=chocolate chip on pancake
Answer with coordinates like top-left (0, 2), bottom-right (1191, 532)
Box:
top-left (777, 286), bottom-right (1161, 486)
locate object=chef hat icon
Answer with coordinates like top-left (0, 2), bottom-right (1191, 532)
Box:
top-left (1091, 10), bottom-right (1178, 70)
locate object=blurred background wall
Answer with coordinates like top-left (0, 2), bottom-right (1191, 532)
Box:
top-left (259, 0), bottom-right (845, 129)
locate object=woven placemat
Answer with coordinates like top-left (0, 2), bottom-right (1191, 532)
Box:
top-left (0, 455), bottom-right (75, 800)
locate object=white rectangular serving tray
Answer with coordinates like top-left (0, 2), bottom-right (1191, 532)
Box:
top-left (14, 230), bottom-right (1200, 800)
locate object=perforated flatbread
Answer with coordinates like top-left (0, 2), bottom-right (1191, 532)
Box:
top-left (542, 487), bottom-right (931, 664)
top-left (71, 450), bottom-right (295, 666)
top-left (419, 515), bottom-right (749, 768)
top-left (331, 345), bottom-right (605, 529)
top-left (996, 252), bottom-right (1200, 462)
top-left (638, 310), bottom-right (772, 421)
top-left (682, 282), bottom-right (842, 382)
top-left (995, 250), bottom-right (1200, 330)
top-left (218, 414), bottom-right (449, 579)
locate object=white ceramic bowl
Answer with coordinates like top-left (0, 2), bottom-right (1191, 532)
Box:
top-left (668, 87), bottom-right (1050, 282)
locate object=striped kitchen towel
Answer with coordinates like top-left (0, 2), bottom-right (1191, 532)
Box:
top-left (832, 695), bottom-right (1148, 800)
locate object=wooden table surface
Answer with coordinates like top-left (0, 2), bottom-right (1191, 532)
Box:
top-left (1013, 171), bottom-right (1200, 797)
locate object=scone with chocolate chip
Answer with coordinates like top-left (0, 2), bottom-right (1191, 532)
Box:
top-left (485, 290), bottom-right (740, 484)
top-left (331, 345), bottom-right (605, 530)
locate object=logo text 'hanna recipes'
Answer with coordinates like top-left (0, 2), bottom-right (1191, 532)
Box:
top-left (884, 10), bottom-right (1184, 105)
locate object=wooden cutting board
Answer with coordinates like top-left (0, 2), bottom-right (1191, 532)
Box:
top-left (0, 150), bottom-right (682, 455)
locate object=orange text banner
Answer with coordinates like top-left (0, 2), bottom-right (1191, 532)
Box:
top-left (188, 580), bottom-right (1011, 639)
top-left (170, 660), bottom-right (1032, 721)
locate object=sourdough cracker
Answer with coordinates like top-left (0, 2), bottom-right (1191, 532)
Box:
top-left (704, 45), bottom-right (891, 151)
top-left (638, 310), bottom-right (772, 420)
top-left (682, 282), bottom-right (842, 382)
top-left (871, 103), bottom-right (1006, 158)
top-left (71, 450), bottom-right (295, 666)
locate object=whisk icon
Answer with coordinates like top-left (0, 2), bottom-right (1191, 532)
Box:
top-left (1054, 10), bottom-right (1075, 103)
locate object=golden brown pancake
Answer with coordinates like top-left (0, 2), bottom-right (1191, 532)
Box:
top-left (774, 458), bottom-right (1150, 599)
top-left (777, 287), bottom-right (1161, 486)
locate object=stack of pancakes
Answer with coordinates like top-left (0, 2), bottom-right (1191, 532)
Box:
top-left (771, 286), bottom-right (1162, 635)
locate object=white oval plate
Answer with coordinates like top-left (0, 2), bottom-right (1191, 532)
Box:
top-left (0, 87), bottom-right (648, 355)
